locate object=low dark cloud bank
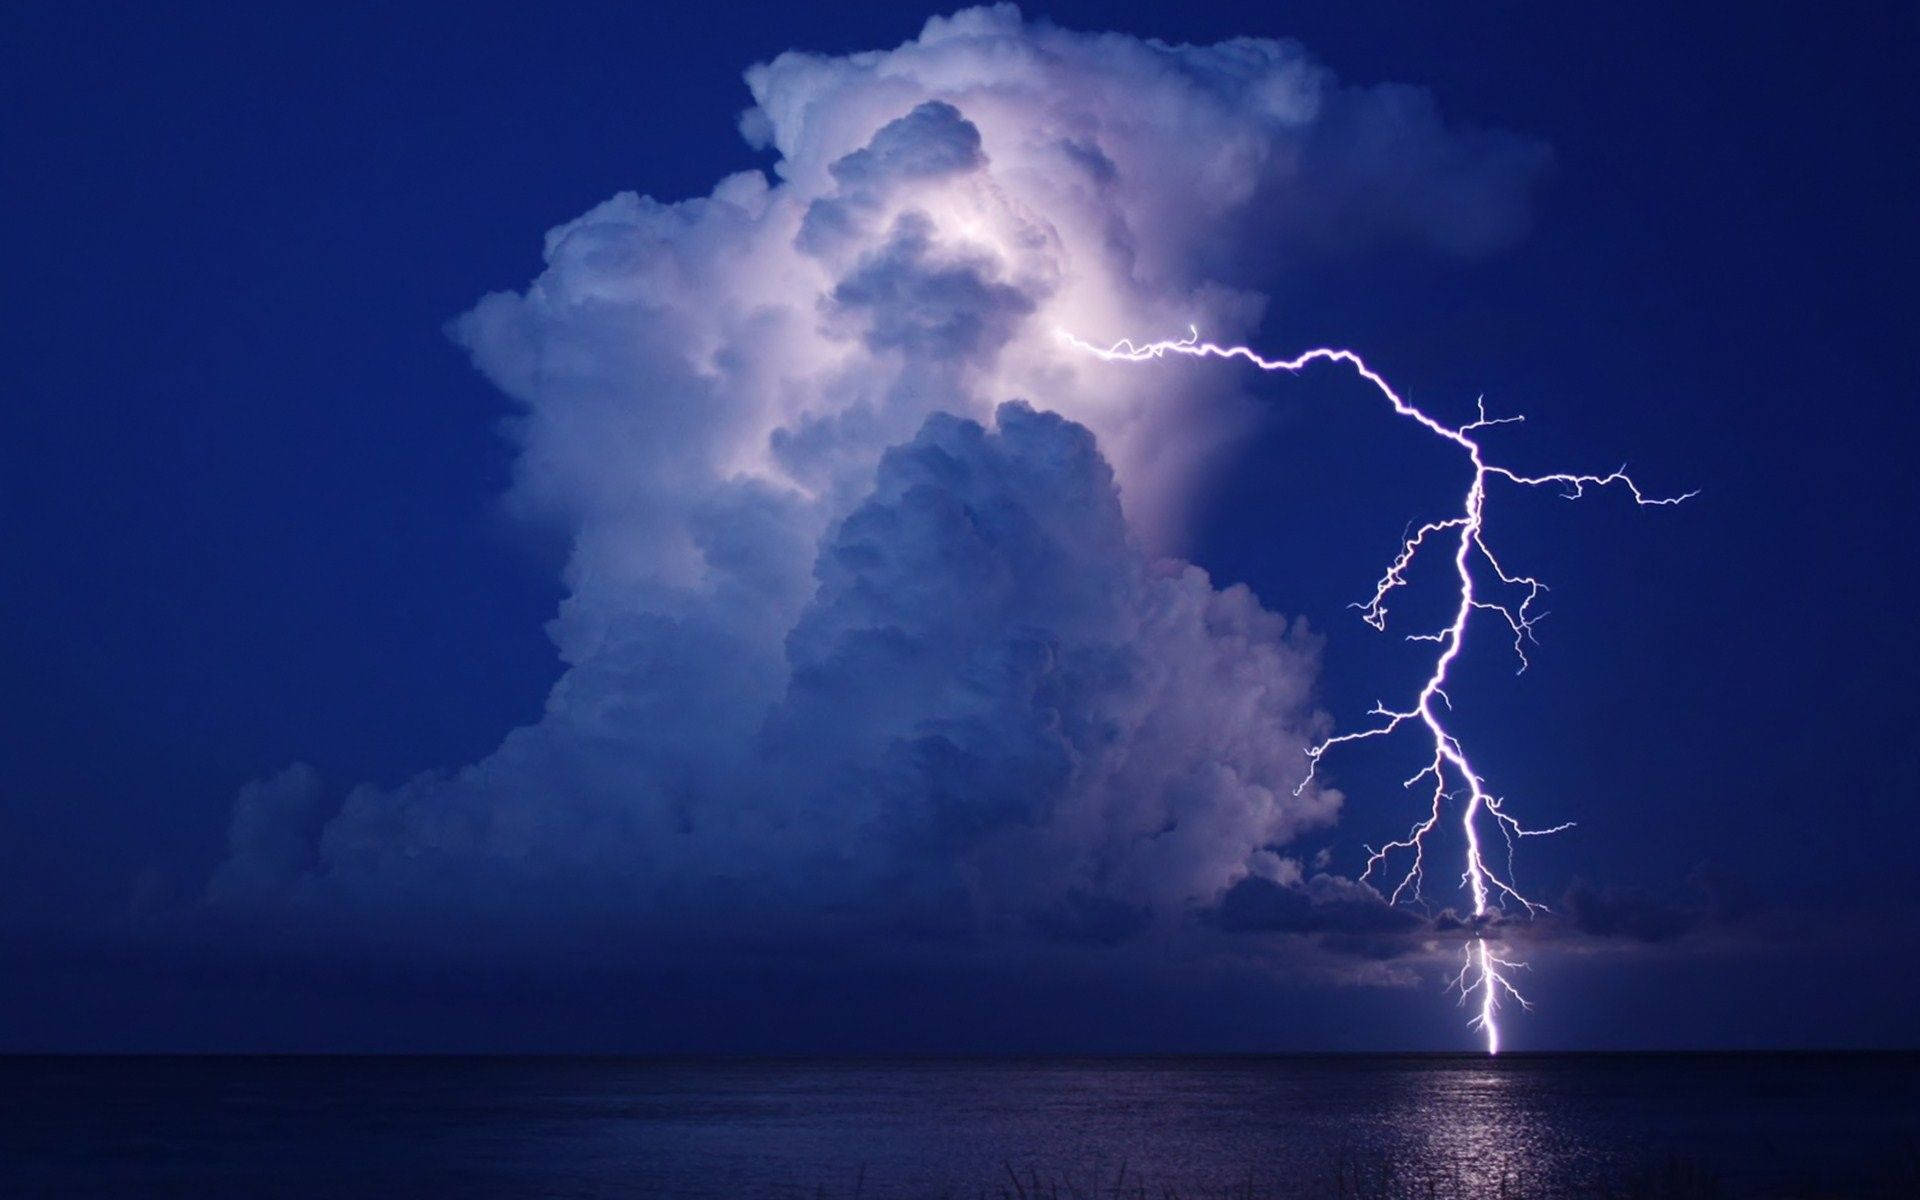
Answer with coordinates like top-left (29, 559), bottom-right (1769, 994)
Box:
top-left (1201, 866), bottom-right (1763, 974)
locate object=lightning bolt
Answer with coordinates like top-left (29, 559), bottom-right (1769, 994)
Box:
top-left (1059, 326), bottom-right (1693, 1053)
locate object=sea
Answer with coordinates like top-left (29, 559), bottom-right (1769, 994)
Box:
top-left (2, 1054), bottom-right (1915, 1197)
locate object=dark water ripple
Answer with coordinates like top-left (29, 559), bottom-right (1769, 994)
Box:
top-left (2, 1054), bottom-right (1915, 1197)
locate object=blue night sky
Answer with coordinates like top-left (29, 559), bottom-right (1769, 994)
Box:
top-left (2, 2), bottom-right (1915, 1052)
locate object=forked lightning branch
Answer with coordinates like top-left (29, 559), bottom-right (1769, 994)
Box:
top-left (1061, 327), bottom-right (1693, 1053)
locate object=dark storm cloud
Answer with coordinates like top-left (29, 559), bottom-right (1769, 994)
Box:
top-left (205, 6), bottom-right (1552, 997)
top-left (830, 100), bottom-right (986, 187)
top-left (799, 100), bottom-right (990, 257)
top-left (1208, 872), bottom-right (1422, 937)
top-left (1290, 83), bottom-right (1551, 259)
top-left (205, 764), bottom-right (327, 901)
top-left (1547, 869), bottom-right (1759, 947)
top-left (1559, 879), bottom-right (1698, 944)
top-left (213, 402), bottom-right (1334, 957)
top-left (829, 212), bottom-right (1037, 359)
top-left (1197, 868), bottom-right (1767, 975)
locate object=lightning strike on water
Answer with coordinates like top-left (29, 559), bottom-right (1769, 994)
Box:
top-left (1058, 326), bottom-right (1693, 1053)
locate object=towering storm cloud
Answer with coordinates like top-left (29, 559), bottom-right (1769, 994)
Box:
top-left (212, 6), bottom-right (1547, 967)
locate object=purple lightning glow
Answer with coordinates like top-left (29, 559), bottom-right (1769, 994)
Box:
top-left (1059, 326), bottom-right (1693, 1053)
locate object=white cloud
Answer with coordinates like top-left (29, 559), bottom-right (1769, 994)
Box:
top-left (212, 6), bottom-right (1547, 962)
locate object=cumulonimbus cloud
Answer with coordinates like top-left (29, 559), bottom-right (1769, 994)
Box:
top-left (210, 5), bottom-right (1550, 967)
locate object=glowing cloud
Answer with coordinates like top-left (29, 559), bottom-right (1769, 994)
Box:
top-left (210, 6), bottom-right (1564, 1043)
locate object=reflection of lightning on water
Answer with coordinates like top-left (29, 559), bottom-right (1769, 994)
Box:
top-left (1060, 327), bottom-right (1693, 1053)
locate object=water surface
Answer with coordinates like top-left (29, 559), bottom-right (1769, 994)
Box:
top-left (3, 1054), bottom-right (1914, 1197)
